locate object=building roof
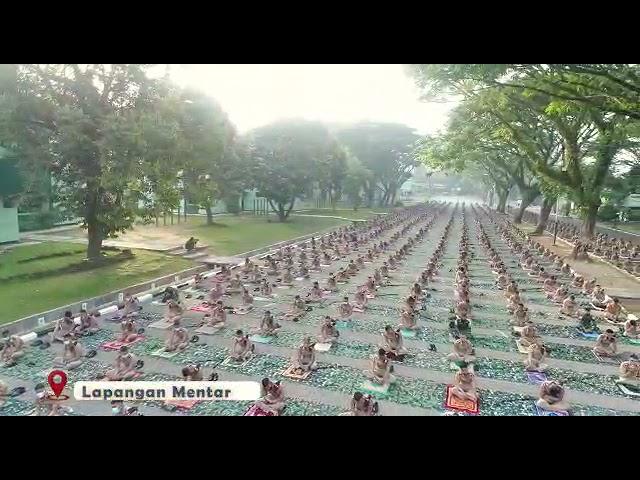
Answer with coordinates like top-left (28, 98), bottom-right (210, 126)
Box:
top-left (623, 194), bottom-right (640, 208)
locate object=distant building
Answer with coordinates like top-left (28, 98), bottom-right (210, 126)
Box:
top-left (622, 194), bottom-right (640, 220)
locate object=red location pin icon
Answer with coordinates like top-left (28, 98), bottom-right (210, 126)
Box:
top-left (48, 370), bottom-right (68, 398)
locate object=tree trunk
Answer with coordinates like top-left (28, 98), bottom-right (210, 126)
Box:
top-left (496, 190), bottom-right (509, 213)
top-left (87, 221), bottom-right (103, 261)
top-left (533, 196), bottom-right (555, 234)
top-left (277, 203), bottom-right (286, 222)
top-left (582, 202), bottom-right (600, 238)
top-left (488, 189), bottom-right (495, 207)
top-left (512, 190), bottom-right (538, 224)
top-left (205, 205), bottom-right (214, 225)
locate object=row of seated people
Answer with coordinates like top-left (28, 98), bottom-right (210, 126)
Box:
top-left (486, 208), bottom-right (639, 386)
top-left (477, 207), bottom-right (575, 412)
top-left (521, 209), bottom-right (640, 274)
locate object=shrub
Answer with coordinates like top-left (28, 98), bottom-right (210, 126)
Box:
top-left (597, 204), bottom-right (619, 222)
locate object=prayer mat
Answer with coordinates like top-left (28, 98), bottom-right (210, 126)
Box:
top-left (190, 303), bottom-right (212, 313)
top-left (535, 404), bottom-right (569, 416)
top-left (444, 385), bottom-right (479, 414)
top-left (249, 335), bottom-right (273, 344)
top-left (526, 371), bottom-right (548, 384)
top-left (221, 356), bottom-right (252, 368)
top-left (314, 343), bottom-right (332, 352)
top-left (282, 365), bottom-right (312, 380)
top-left (360, 380), bottom-right (390, 396)
top-left (400, 328), bottom-right (418, 338)
top-left (165, 399), bottom-right (199, 410)
top-left (151, 347), bottom-right (179, 359)
top-left (244, 404), bottom-right (275, 416)
top-left (100, 337), bottom-right (144, 351)
top-left (148, 320), bottom-right (174, 330)
top-left (195, 325), bottom-right (224, 335)
top-left (617, 383), bottom-right (640, 397)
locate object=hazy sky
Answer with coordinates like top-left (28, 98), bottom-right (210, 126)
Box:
top-left (170, 64), bottom-right (454, 135)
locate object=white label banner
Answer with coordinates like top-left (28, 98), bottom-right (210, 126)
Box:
top-left (74, 381), bottom-right (261, 402)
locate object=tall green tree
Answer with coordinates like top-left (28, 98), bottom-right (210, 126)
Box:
top-left (335, 122), bottom-right (420, 207)
top-left (178, 88), bottom-right (236, 225)
top-left (4, 64), bottom-right (162, 259)
top-left (246, 120), bottom-right (334, 222)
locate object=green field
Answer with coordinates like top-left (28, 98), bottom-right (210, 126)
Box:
top-left (0, 243), bottom-right (193, 325)
top-left (170, 213), bottom-right (382, 255)
top-left (603, 222), bottom-right (640, 235)
top-left (293, 208), bottom-right (391, 221)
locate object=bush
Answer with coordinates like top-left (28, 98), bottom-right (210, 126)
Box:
top-left (18, 211), bottom-right (61, 232)
top-left (597, 204), bottom-right (619, 222)
top-left (224, 194), bottom-right (241, 214)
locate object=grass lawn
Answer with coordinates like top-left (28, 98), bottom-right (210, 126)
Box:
top-left (293, 208), bottom-right (392, 221)
top-left (0, 242), bottom-right (193, 325)
top-left (167, 214), bottom-right (369, 255)
top-left (602, 222), bottom-right (640, 235)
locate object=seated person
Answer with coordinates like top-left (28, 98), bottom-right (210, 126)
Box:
top-left (346, 392), bottom-right (378, 416)
top-left (590, 286), bottom-right (607, 309)
top-left (560, 295), bottom-right (579, 317)
top-left (338, 297), bottom-right (354, 318)
top-left (286, 295), bottom-right (307, 319)
top-left (578, 308), bottom-right (600, 334)
top-left (447, 337), bottom-right (476, 366)
top-left (518, 325), bottom-right (540, 349)
top-left (208, 282), bottom-right (224, 303)
top-left (247, 264), bottom-right (262, 283)
top-left (623, 319), bottom-right (639, 339)
top-left (354, 289), bottom-right (368, 310)
top-left (185, 237), bottom-right (199, 251)
top-left (510, 304), bottom-right (530, 326)
top-left (259, 279), bottom-right (274, 297)
top-left (552, 285), bottom-right (568, 304)
top-left (604, 298), bottom-right (623, 323)
top-left (297, 263), bottom-right (309, 279)
top-left (227, 274), bottom-right (243, 294)
top-left (291, 337), bottom-right (318, 373)
top-left (381, 325), bottom-right (407, 356)
top-left (318, 317), bottom-right (340, 344)
top-left (182, 364), bottom-right (203, 381)
top-left (1, 335), bottom-right (25, 367)
top-left (325, 273), bottom-right (338, 292)
top-left (0, 380), bottom-right (7, 405)
top-left (456, 300), bottom-right (470, 319)
top-left (162, 286), bottom-right (181, 304)
top-left (282, 268), bottom-right (294, 285)
top-left (243, 257), bottom-right (253, 272)
top-left (205, 301), bottom-right (226, 327)
top-left (593, 329), bottom-right (618, 358)
top-left (536, 381), bottom-right (570, 412)
top-left (164, 319), bottom-right (189, 352)
top-left (53, 336), bottom-right (84, 370)
top-left (524, 343), bottom-right (549, 372)
top-left (105, 346), bottom-right (138, 381)
top-left (616, 355), bottom-right (640, 386)
top-left (165, 300), bottom-right (183, 323)
top-left (308, 281), bottom-right (324, 302)
top-left (254, 378), bottom-right (286, 416)
top-left (560, 263), bottom-right (571, 275)
top-left (543, 276), bottom-right (557, 293)
top-left (399, 308), bottom-right (418, 331)
top-left (364, 348), bottom-right (396, 386)
top-left (117, 318), bottom-right (141, 343)
top-left (121, 294), bottom-right (140, 318)
top-left (240, 287), bottom-right (254, 310)
top-left (258, 311), bottom-right (281, 336)
top-left (231, 330), bottom-right (255, 362)
top-left (51, 312), bottom-right (75, 343)
top-left (75, 310), bottom-right (100, 335)
top-left (582, 277), bottom-right (597, 295)
top-left (571, 274), bottom-right (585, 289)
top-left (450, 365), bottom-right (478, 403)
